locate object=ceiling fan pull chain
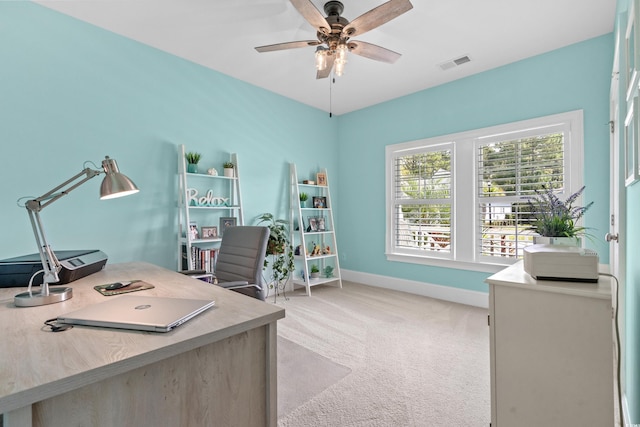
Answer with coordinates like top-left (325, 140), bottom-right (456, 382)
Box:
top-left (329, 76), bottom-right (334, 118)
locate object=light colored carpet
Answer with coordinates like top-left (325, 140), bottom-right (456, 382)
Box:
top-left (273, 281), bottom-right (490, 426)
top-left (278, 336), bottom-right (352, 416)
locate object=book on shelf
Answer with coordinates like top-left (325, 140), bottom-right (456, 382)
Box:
top-left (181, 245), bottom-right (218, 273)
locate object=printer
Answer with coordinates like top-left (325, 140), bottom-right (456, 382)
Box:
top-left (523, 244), bottom-right (599, 282)
top-left (0, 250), bottom-right (107, 288)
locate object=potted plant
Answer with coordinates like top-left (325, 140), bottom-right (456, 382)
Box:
top-left (323, 265), bottom-right (334, 278)
top-left (526, 185), bottom-right (593, 246)
top-left (185, 152), bottom-right (201, 173)
top-left (310, 264), bottom-right (320, 279)
top-left (223, 161), bottom-right (235, 178)
top-left (299, 192), bottom-right (308, 207)
top-left (257, 213), bottom-right (295, 293)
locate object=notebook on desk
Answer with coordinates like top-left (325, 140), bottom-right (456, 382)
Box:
top-left (57, 295), bottom-right (215, 333)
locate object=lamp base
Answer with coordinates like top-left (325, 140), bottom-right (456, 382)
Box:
top-left (14, 287), bottom-right (73, 307)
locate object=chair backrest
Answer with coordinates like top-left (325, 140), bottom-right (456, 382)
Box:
top-left (215, 226), bottom-right (269, 300)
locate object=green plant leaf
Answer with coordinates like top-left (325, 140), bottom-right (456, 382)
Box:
top-left (185, 152), bottom-right (201, 164)
top-left (257, 213), bottom-right (295, 287)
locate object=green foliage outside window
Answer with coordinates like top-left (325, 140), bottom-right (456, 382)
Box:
top-left (479, 133), bottom-right (564, 197)
top-left (398, 150), bottom-right (452, 226)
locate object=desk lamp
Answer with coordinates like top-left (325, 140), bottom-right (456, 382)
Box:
top-left (14, 156), bottom-right (139, 308)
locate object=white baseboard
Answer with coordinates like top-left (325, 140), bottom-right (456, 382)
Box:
top-left (340, 269), bottom-right (489, 309)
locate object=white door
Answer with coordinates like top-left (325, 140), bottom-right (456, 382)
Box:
top-left (610, 76), bottom-right (622, 281)
top-left (609, 45), bottom-right (626, 402)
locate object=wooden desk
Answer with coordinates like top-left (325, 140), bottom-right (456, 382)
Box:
top-left (486, 261), bottom-right (614, 427)
top-left (0, 262), bottom-right (284, 427)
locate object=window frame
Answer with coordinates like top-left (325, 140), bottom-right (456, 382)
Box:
top-left (385, 110), bottom-right (584, 273)
top-left (390, 142), bottom-right (454, 260)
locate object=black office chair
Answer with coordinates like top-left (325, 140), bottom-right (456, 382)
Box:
top-left (213, 226), bottom-right (269, 301)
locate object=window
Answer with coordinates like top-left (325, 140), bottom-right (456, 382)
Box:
top-left (386, 110), bottom-right (584, 273)
top-left (391, 143), bottom-right (453, 258)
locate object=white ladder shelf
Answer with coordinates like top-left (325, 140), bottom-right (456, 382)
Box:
top-left (177, 144), bottom-right (243, 274)
top-left (290, 163), bottom-right (342, 296)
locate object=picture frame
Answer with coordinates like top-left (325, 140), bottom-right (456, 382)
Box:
top-left (306, 217), bottom-right (318, 232)
top-left (201, 226), bottom-right (218, 239)
top-left (219, 217), bottom-right (237, 236)
top-left (316, 172), bottom-right (327, 186)
top-left (625, 96), bottom-right (640, 186)
top-left (313, 196), bottom-right (327, 209)
top-left (316, 216), bottom-right (326, 232)
top-left (189, 221), bottom-right (199, 240)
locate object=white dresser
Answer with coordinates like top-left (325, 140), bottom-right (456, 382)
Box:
top-left (485, 261), bottom-right (614, 427)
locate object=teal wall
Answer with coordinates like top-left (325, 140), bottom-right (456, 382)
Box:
top-left (336, 34), bottom-right (613, 292)
top-left (0, 2), bottom-right (338, 269)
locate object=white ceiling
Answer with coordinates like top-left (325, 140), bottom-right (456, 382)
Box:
top-left (36, 0), bottom-right (616, 116)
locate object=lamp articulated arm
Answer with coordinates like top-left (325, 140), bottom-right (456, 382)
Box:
top-left (15, 156), bottom-right (139, 307)
top-left (25, 167), bottom-right (103, 295)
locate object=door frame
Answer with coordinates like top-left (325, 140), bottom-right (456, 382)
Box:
top-left (610, 25), bottom-right (629, 421)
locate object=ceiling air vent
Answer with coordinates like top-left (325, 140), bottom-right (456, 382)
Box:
top-left (438, 55), bottom-right (471, 71)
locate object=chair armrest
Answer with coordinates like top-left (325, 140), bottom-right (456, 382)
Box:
top-left (217, 280), bottom-right (258, 290)
top-left (179, 269), bottom-right (208, 276)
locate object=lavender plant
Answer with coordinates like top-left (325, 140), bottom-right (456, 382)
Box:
top-left (526, 185), bottom-right (593, 237)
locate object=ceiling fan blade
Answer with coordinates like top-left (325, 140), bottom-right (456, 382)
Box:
top-left (347, 41), bottom-right (401, 63)
top-left (342, 0), bottom-right (413, 38)
top-left (255, 40), bottom-right (320, 53)
top-left (290, 0), bottom-right (331, 35)
top-left (316, 53), bottom-right (335, 79)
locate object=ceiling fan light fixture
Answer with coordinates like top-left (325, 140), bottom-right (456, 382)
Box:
top-left (315, 46), bottom-right (328, 70)
top-left (334, 43), bottom-right (348, 76)
top-left (336, 43), bottom-right (348, 62)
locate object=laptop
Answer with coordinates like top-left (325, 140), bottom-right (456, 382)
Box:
top-left (57, 295), bottom-right (215, 333)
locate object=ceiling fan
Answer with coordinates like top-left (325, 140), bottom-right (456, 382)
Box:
top-left (255, 0), bottom-right (413, 79)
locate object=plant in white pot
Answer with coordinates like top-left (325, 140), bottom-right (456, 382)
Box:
top-left (526, 185), bottom-right (593, 246)
top-left (310, 264), bottom-right (320, 279)
top-left (223, 161), bottom-right (235, 178)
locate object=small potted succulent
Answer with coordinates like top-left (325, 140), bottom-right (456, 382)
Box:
top-left (323, 265), bottom-right (334, 278)
top-left (310, 264), bottom-right (320, 279)
top-left (526, 185), bottom-right (593, 246)
top-left (223, 161), bottom-right (235, 178)
top-left (299, 192), bottom-right (308, 207)
top-left (185, 152), bottom-right (201, 173)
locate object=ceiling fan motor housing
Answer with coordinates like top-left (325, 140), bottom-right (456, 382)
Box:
top-left (324, 1), bottom-right (344, 16)
top-left (319, 1), bottom-right (350, 51)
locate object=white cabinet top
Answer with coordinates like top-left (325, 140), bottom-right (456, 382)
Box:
top-left (486, 261), bottom-right (612, 300)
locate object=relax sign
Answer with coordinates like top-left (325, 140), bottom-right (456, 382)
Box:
top-left (187, 188), bottom-right (230, 207)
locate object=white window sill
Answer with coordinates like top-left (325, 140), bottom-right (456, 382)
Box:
top-left (385, 253), bottom-right (515, 274)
